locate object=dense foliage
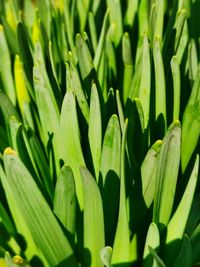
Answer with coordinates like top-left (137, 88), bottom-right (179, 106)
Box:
top-left (0, 0), bottom-right (199, 266)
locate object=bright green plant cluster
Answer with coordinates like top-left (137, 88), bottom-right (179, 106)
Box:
top-left (0, 0), bottom-right (199, 266)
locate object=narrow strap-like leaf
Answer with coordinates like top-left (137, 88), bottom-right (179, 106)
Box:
top-left (106, 0), bottom-right (123, 46)
top-left (33, 57), bottom-right (61, 173)
top-left (80, 166), bottom-right (105, 267)
top-left (4, 148), bottom-right (78, 267)
top-left (148, 247), bottom-right (166, 267)
top-left (141, 140), bottom-right (162, 208)
top-left (112, 119), bottom-right (130, 266)
top-left (173, 235), bottom-right (192, 267)
top-left (89, 83), bottom-right (102, 180)
top-left (188, 39), bottom-right (198, 82)
top-left (143, 223), bottom-right (160, 267)
top-left (153, 121), bottom-right (181, 225)
top-left (94, 9), bottom-right (109, 70)
top-left (100, 114), bottom-right (121, 243)
top-left (153, 36), bottom-right (167, 135)
top-left (88, 12), bottom-right (98, 52)
top-left (150, 0), bottom-right (165, 43)
top-left (122, 32), bottom-right (133, 104)
top-left (167, 155), bottom-right (199, 243)
top-left (0, 25), bottom-right (16, 105)
top-left (171, 56), bottom-right (180, 120)
top-left (17, 23), bottom-right (33, 86)
top-left (0, 164), bottom-right (42, 261)
top-left (124, 0), bottom-right (138, 28)
top-left (54, 165), bottom-right (76, 236)
top-left (0, 90), bottom-right (20, 125)
top-left (138, 33), bottom-right (151, 130)
top-left (66, 61), bottom-right (89, 123)
top-left (60, 91), bottom-right (85, 209)
top-left (181, 64), bottom-right (200, 172)
top-left (76, 33), bottom-right (95, 98)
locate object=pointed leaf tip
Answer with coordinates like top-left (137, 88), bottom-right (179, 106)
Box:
top-left (4, 147), bottom-right (16, 155)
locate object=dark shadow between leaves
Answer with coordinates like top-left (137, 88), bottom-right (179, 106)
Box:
top-left (54, 253), bottom-right (80, 267)
top-left (153, 113), bottom-right (166, 141)
top-left (112, 262), bottom-right (132, 267)
top-left (124, 99), bottom-right (146, 165)
top-left (30, 256), bottom-right (45, 267)
top-left (102, 170), bottom-right (120, 245)
top-left (162, 238), bottom-right (182, 266)
top-left (82, 248), bottom-right (92, 267)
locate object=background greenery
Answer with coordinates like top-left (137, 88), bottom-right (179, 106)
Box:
top-left (0, 0), bottom-right (199, 266)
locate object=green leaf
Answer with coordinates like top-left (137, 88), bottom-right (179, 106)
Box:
top-left (54, 165), bottom-right (76, 235)
top-left (153, 121), bottom-right (181, 225)
top-left (170, 56), bottom-right (180, 120)
top-left (88, 12), bottom-right (98, 52)
top-left (9, 117), bottom-right (39, 184)
top-left (37, 0), bottom-right (51, 38)
top-left (181, 64), bottom-right (200, 172)
top-left (173, 9), bottom-right (187, 55)
top-left (0, 90), bottom-right (20, 125)
top-left (63, 0), bottom-right (76, 57)
top-left (97, 49), bottom-right (107, 100)
top-left (176, 18), bottom-right (188, 64)
top-left (106, 32), bottom-right (117, 81)
top-left (167, 155), bottom-right (199, 243)
top-left (0, 25), bottom-right (16, 105)
top-left (112, 119), bottom-right (130, 266)
top-left (129, 33), bottom-right (151, 127)
top-left (17, 23), bottom-right (33, 86)
top-left (150, 0), bottom-right (165, 42)
top-left (106, 0), bottom-right (123, 46)
top-left (153, 36), bottom-right (166, 133)
top-left (91, 0), bottom-right (101, 15)
top-left (60, 91), bottom-right (85, 210)
top-left (134, 98), bottom-right (145, 133)
top-left (191, 221), bottom-right (200, 264)
top-left (162, 8), bottom-right (186, 66)
top-left (0, 127), bottom-right (9, 152)
top-left (48, 41), bottom-right (60, 90)
top-left (2, 18), bottom-right (19, 55)
top-left (188, 39), bottom-right (198, 82)
top-left (143, 223), bottom-right (160, 267)
top-left (124, 0), bottom-right (138, 28)
top-left (23, 0), bottom-right (35, 30)
top-left (138, 0), bottom-right (149, 36)
top-left (100, 246), bottom-right (112, 267)
top-left (76, 0), bottom-right (90, 31)
top-left (5, 253), bottom-right (30, 267)
top-left (89, 83), bottom-right (102, 180)
top-left (66, 60), bottom-right (89, 123)
top-left (138, 33), bottom-right (151, 129)
top-left (141, 140), bottom-right (162, 208)
top-left (0, 201), bottom-right (16, 236)
top-left (80, 166), bottom-right (105, 267)
top-left (148, 247), bottom-right (166, 267)
top-left (33, 51), bottom-right (61, 173)
top-left (3, 148), bottom-right (78, 267)
top-left (14, 55), bottom-right (33, 125)
top-left (173, 235), bottom-right (192, 267)
top-left (100, 114), bottom-right (121, 242)
top-left (76, 33), bottom-right (95, 98)
top-left (0, 164), bottom-right (42, 261)
top-left (129, 234), bottom-right (137, 262)
top-left (25, 126), bottom-right (54, 200)
top-left (94, 9), bottom-right (109, 71)
top-left (60, 22), bottom-right (69, 62)
top-left (116, 90), bottom-right (125, 131)
top-left (122, 32), bottom-right (133, 104)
